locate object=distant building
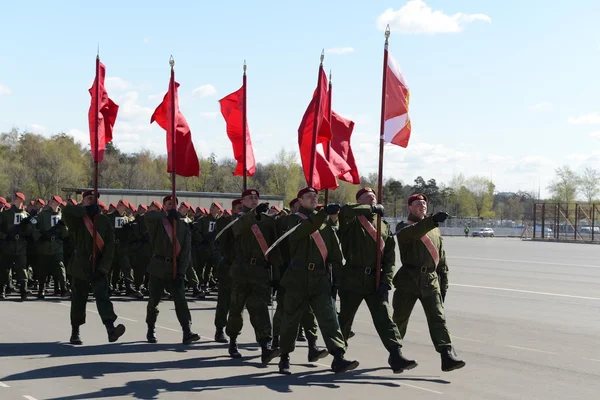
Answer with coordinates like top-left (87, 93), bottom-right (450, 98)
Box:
top-left (61, 187), bottom-right (285, 210)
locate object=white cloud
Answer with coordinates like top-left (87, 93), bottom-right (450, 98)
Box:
top-left (376, 0), bottom-right (491, 34)
top-left (105, 77), bottom-right (132, 93)
top-left (326, 47), bottom-right (355, 55)
top-left (30, 124), bottom-right (46, 134)
top-left (192, 84), bottom-right (217, 97)
top-left (148, 93), bottom-right (163, 101)
top-left (529, 101), bottom-right (552, 111)
top-left (344, 113), bottom-right (371, 125)
top-left (568, 112), bottom-right (600, 124)
top-left (117, 91), bottom-right (154, 121)
top-left (591, 131), bottom-right (600, 139)
top-left (66, 128), bottom-right (89, 147)
top-left (199, 112), bottom-right (218, 119)
top-left (0, 83), bottom-right (11, 95)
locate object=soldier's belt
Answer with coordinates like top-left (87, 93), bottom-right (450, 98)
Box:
top-left (290, 260), bottom-right (326, 271)
top-left (236, 256), bottom-right (268, 267)
top-left (346, 264), bottom-right (380, 275)
top-left (152, 254), bottom-right (177, 263)
top-left (403, 264), bottom-right (434, 274)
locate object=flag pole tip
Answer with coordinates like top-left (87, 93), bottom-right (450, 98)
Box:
top-left (385, 25), bottom-right (391, 38)
top-left (243, 60), bottom-right (247, 73)
top-left (320, 49), bottom-right (325, 65)
top-left (329, 69), bottom-right (332, 81)
top-left (169, 55), bottom-right (175, 68)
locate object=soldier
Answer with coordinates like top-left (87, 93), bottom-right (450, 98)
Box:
top-left (464, 226), bottom-right (469, 238)
top-left (131, 204), bottom-right (152, 294)
top-left (35, 195), bottom-right (70, 298)
top-left (393, 193), bottom-right (465, 372)
top-left (62, 190), bottom-right (126, 344)
top-left (0, 192), bottom-right (39, 299)
top-left (337, 187), bottom-right (417, 373)
top-left (107, 199), bottom-right (142, 298)
top-left (226, 188), bottom-right (281, 364)
top-left (144, 195), bottom-right (200, 345)
top-left (213, 198), bottom-right (243, 343)
top-left (277, 187), bottom-right (358, 375)
top-left (193, 202), bottom-right (223, 294)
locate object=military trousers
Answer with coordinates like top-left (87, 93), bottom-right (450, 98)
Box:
top-left (214, 260), bottom-right (232, 330)
top-left (0, 253), bottom-right (28, 287)
top-left (279, 266), bottom-right (346, 355)
top-left (196, 245), bottom-right (218, 287)
top-left (273, 285), bottom-right (318, 342)
top-left (145, 274), bottom-right (192, 329)
top-left (70, 275), bottom-right (118, 326)
top-left (338, 289), bottom-right (402, 349)
top-left (226, 263), bottom-right (272, 344)
top-left (130, 245), bottom-right (151, 288)
top-left (110, 252), bottom-right (133, 288)
top-left (36, 253), bottom-right (67, 292)
top-left (392, 267), bottom-right (452, 352)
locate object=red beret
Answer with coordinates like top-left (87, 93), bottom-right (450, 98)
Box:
top-left (408, 193), bottom-right (428, 205)
top-left (271, 205), bottom-right (281, 212)
top-left (289, 198), bottom-right (299, 208)
top-left (162, 195), bottom-right (179, 204)
top-left (355, 187), bottom-right (374, 201)
top-left (201, 207), bottom-right (209, 214)
top-left (151, 200), bottom-right (162, 210)
top-left (180, 201), bottom-right (193, 210)
top-left (232, 198), bottom-right (242, 207)
top-left (118, 199), bottom-right (131, 209)
top-left (297, 187), bottom-right (318, 199)
top-left (225, 209), bottom-right (232, 216)
top-left (0, 196), bottom-right (6, 204)
top-left (14, 192), bottom-right (26, 201)
top-left (82, 190), bottom-right (99, 199)
top-left (242, 189), bottom-right (259, 198)
top-left (98, 201), bottom-right (108, 211)
top-left (139, 204), bottom-right (148, 211)
top-left (51, 195), bottom-right (63, 204)
top-left (36, 198), bottom-right (46, 206)
top-left (212, 202), bottom-right (224, 212)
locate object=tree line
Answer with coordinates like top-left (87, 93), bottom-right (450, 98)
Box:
top-left (1, 129), bottom-right (598, 222)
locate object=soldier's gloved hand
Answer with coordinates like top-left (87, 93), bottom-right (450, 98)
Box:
top-left (432, 212), bottom-right (449, 224)
top-left (325, 203), bottom-right (341, 215)
top-left (372, 204), bottom-right (385, 216)
top-left (167, 209), bottom-right (179, 220)
top-left (376, 282), bottom-right (391, 302)
top-left (437, 271), bottom-right (448, 302)
top-left (255, 202), bottom-right (270, 215)
top-left (85, 204), bottom-right (100, 216)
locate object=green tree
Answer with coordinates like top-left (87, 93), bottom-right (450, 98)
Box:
top-left (579, 167), bottom-right (600, 203)
top-left (547, 166), bottom-right (579, 203)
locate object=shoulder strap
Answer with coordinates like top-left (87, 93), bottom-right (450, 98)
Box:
top-left (250, 224), bottom-right (270, 259)
top-left (357, 215), bottom-right (385, 252)
top-left (406, 220), bottom-right (440, 266)
top-left (161, 218), bottom-right (182, 257)
top-left (83, 215), bottom-right (105, 253)
top-left (295, 212), bottom-right (328, 265)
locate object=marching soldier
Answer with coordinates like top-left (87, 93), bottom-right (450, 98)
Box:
top-left (193, 202), bottom-right (223, 293)
top-left (278, 187), bottom-right (358, 375)
top-left (213, 198), bottom-right (243, 343)
top-left (393, 193), bottom-right (466, 372)
top-left (144, 195), bottom-right (200, 345)
top-left (131, 204), bottom-right (152, 294)
top-left (62, 190), bottom-right (126, 344)
top-left (337, 187), bottom-right (417, 373)
top-left (35, 195), bottom-right (70, 298)
top-left (0, 192), bottom-right (39, 299)
top-left (226, 189), bottom-right (281, 364)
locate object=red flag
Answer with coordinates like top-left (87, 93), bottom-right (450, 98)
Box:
top-left (151, 74), bottom-right (200, 177)
top-left (381, 50), bottom-right (411, 147)
top-left (298, 67), bottom-right (338, 191)
top-left (330, 111), bottom-right (360, 184)
top-left (219, 85), bottom-right (256, 176)
top-left (88, 60), bottom-right (118, 163)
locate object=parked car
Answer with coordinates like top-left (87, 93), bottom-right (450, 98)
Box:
top-left (472, 228), bottom-right (495, 238)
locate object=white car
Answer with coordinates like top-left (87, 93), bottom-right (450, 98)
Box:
top-left (472, 228), bottom-right (495, 238)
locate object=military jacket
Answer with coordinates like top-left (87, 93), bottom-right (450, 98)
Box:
top-left (107, 211), bottom-right (134, 254)
top-left (35, 208), bottom-right (68, 255)
top-left (232, 207), bottom-right (282, 269)
top-left (215, 214), bottom-right (236, 264)
top-left (62, 205), bottom-right (115, 280)
top-left (145, 210), bottom-right (191, 278)
top-left (394, 214), bottom-right (447, 275)
top-left (0, 205), bottom-right (40, 255)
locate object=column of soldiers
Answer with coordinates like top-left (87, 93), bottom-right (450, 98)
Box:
top-left (0, 186), bottom-right (466, 376)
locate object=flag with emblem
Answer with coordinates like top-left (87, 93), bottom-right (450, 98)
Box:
top-left (381, 48), bottom-right (411, 148)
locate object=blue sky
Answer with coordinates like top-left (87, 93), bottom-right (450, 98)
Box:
top-left (1, 0), bottom-right (599, 198)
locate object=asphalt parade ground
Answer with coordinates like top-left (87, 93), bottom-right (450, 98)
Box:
top-left (1, 237), bottom-right (599, 400)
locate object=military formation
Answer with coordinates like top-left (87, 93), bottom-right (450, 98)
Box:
top-left (0, 187), bottom-right (466, 375)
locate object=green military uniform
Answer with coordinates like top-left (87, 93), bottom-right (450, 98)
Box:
top-left (0, 205), bottom-right (40, 298)
top-left (34, 207), bottom-right (69, 297)
top-left (144, 209), bottom-right (199, 344)
top-left (62, 203), bottom-right (125, 344)
top-left (337, 203), bottom-right (417, 373)
top-left (278, 201), bottom-right (358, 375)
top-left (130, 212), bottom-right (151, 292)
top-left (192, 213), bottom-right (220, 290)
top-left (213, 213), bottom-right (236, 341)
top-left (393, 209), bottom-right (465, 371)
top-left (226, 202), bottom-right (281, 363)
top-left (272, 213), bottom-right (319, 348)
top-left (106, 211), bottom-right (138, 296)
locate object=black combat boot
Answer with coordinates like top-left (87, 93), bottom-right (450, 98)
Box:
top-left (271, 335), bottom-right (280, 350)
top-left (105, 321), bottom-right (126, 343)
top-left (147, 324), bottom-right (157, 343)
top-left (70, 325), bottom-right (83, 345)
top-left (182, 327), bottom-right (200, 344)
top-left (296, 326), bottom-right (306, 342)
top-left (125, 282), bottom-right (143, 299)
top-left (37, 285), bottom-right (45, 299)
top-left (330, 349), bottom-right (359, 374)
top-left (260, 341), bottom-right (281, 365)
top-left (307, 336), bottom-right (328, 363)
top-left (19, 281), bottom-right (29, 300)
top-left (278, 353), bottom-right (292, 375)
top-left (0, 285), bottom-right (5, 299)
top-left (388, 346), bottom-right (418, 373)
top-left (441, 347), bottom-right (466, 372)
top-left (214, 327), bottom-right (228, 343)
top-left (228, 335), bottom-right (242, 358)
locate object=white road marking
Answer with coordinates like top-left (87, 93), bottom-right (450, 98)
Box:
top-left (453, 336), bottom-right (485, 343)
top-left (584, 358), bottom-right (600, 362)
top-left (156, 325), bottom-right (180, 333)
top-left (119, 316), bottom-right (138, 322)
top-left (449, 256), bottom-right (599, 269)
top-left (452, 283), bottom-right (600, 301)
top-left (23, 396), bottom-right (38, 400)
top-left (0, 382), bottom-right (9, 387)
top-left (507, 345), bottom-right (557, 354)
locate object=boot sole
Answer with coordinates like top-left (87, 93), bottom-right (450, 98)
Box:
top-left (70, 340), bottom-right (83, 345)
top-left (262, 348), bottom-right (282, 364)
top-left (334, 360), bottom-right (359, 374)
top-left (308, 350), bottom-right (329, 363)
top-left (109, 324), bottom-right (126, 343)
top-left (392, 361), bottom-right (418, 374)
top-left (442, 361), bottom-right (466, 372)
top-left (183, 334), bottom-right (201, 345)
top-left (229, 352), bottom-right (242, 359)
top-left (278, 369), bottom-right (292, 375)
top-left (215, 338), bottom-right (229, 343)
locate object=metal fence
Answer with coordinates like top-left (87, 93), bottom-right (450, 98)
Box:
top-left (530, 202), bottom-right (600, 242)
